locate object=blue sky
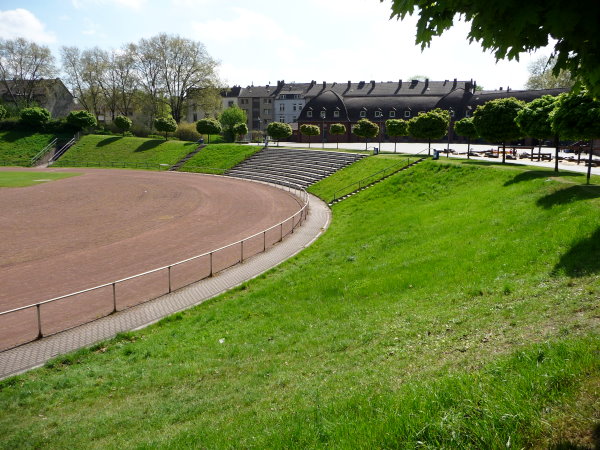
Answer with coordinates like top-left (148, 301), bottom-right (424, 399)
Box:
top-left (1, 0), bottom-right (554, 90)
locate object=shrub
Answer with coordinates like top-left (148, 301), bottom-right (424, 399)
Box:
top-left (174, 122), bottom-right (202, 142)
top-left (266, 122), bottom-right (292, 145)
top-left (233, 122), bottom-right (248, 141)
top-left (251, 130), bottom-right (264, 143)
top-left (219, 106), bottom-right (247, 142)
top-left (113, 115), bottom-right (133, 136)
top-left (0, 105), bottom-right (6, 120)
top-left (154, 116), bottom-right (177, 140)
top-left (66, 110), bottom-right (97, 131)
top-left (20, 107), bottom-right (51, 128)
top-left (195, 118), bottom-right (221, 143)
top-left (130, 122), bottom-right (151, 137)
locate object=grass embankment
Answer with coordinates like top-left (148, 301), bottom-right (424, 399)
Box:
top-left (0, 171), bottom-right (79, 188)
top-left (179, 143), bottom-right (262, 174)
top-left (0, 131), bottom-right (63, 166)
top-left (308, 153), bottom-right (417, 201)
top-left (54, 135), bottom-right (198, 170)
top-left (1, 161), bottom-right (599, 448)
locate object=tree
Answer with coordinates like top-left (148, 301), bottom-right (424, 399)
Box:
top-left (61, 46), bottom-right (106, 119)
top-left (154, 116), bottom-right (177, 140)
top-left (515, 95), bottom-right (561, 171)
top-left (329, 123), bottom-right (346, 149)
top-left (385, 119), bottom-right (408, 152)
top-left (551, 91), bottom-right (600, 184)
top-left (453, 117), bottom-right (478, 159)
top-left (526, 56), bottom-right (574, 90)
top-left (196, 118), bottom-right (222, 143)
top-left (0, 105), bottom-right (6, 120)
top-left (0, 38), bottom-right (56, 109)
top-left (219, 106), bottom-right (247, 142)
top-left (472, 98), bottom-right (524, 163)
top-left (407, 109), bottom-right (450, 155)
top-left (114, 115), bottom-right (132, 136)
top-left (352, 118), bottom-right (379, 151)
top-left (233, 122), bottom-right (248, 141)
top-left (267, 122), bottom-right (292, 146)
top-left (20, 107), bottom-right (50, 128)
top-left (385, 0), bottom-right (600, 97)
top-left (66, 110), bottom-right (97, 131)
top-left (300, 124), bottom-right (320, 148)
top-left (130, 34), bottom-right (220, 124)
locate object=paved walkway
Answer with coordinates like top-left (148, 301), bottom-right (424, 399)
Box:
top-left (0, 194), bottom-right (331, 380)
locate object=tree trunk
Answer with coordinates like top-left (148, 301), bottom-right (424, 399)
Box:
top-left (394, 137), bottom-right (397, 153)
top-left (587, 140), bottom-right (594, 184)
top-left (467, 137), bottom-right (471, 160)
top-left (308, 136), bottom-right (311, 148)
top-left (554, 135), bottom-right (559, 173)
top-left (365, 138), bottom-right (368, 151)
top-left (428, 138), bottom-right (431, 156)
top-left (502, 141), bottom-right (506, 164)
top-left (336, 135), bottom-right (339, 149)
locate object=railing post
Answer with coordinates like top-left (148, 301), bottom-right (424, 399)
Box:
top-left (168, 266), bottom-right (172, 293)
top-left (112, 282), bottom-right (117, 313)
top-left (36, 304), bottom-right (43, 339)
top-left (209, 252), bottom-right (213, 277)
top-left (240, 240), bottom-right (244, 262)
top-left (291, 215), bottom-right (295, 233)
top-left (280, 223), bottom-right (283, 242)
top-left (263, 231), bottom-right (266, 251)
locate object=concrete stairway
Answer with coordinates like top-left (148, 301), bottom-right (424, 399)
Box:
top-left (168, 144), bottom-right (206, 171)
top-left (226, 147), bottom-right (367, 188)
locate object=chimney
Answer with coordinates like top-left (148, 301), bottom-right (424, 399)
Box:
top-left (370, 80), bottom-right (375, 88)
top-left (453, 78), bottom-right (457, 89)
top-left (322, 81), bottom-right (326, 89)
top-left (424, 78), bottom-right (429, 89)
top-left (309, 80), bottom-right (316, 88)
top-left (499, 87), bottom-right (503, 91)
top-left (395, 79), bottom-right (402, 94)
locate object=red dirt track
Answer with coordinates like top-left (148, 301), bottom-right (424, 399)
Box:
top-left (0, 168), bottom-right (301, 348)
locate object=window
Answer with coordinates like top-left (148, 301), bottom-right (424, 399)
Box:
top-left (264, 98), bottom-right (272, 104)
top-left (293, 104), bottom-right (297, 111)
top-left (279, 104), bottom-right (285, 111)
top-left (389, 111), bottom-right (396, 118)
top-left (280, 116), bottom-right (285, 122)
top-left (320, 110), bottom-right (326, 119)
top-left (228, 100), bottom-right (234, 107)
top-left (307, 111), bottom-right (313, 118)
top-left (360, 110), bottom-right (366, 118)
top-left (449, 109), bottom-right (455, 118)
top-left (404, 110), bottom-right (411, 118)
top-left (293, 116), bottom-right (297, 121)
top-left (333, 110), bottom-right (340, 118)
top-left (264, 109), bottom-right (271, 114)
top-left (375, 111), bottom-right (383, 118)
top-left (193, 113), bottom-right (197, 121)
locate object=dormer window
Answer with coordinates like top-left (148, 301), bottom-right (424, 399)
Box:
top-left (360, 110), bottom-right (366, 118)
top-left (320, 110), bottom-right (326, 119)
top-left (333, 110), bottom-right (340, 118)
top-left (307, 110), bottom-right (313, 118)
top-left (404, 110), bottom-right (411, 118)
top-left (389, 111), bottom-right (396, 118)
top-left (375, 111), bottom-right (383, 118)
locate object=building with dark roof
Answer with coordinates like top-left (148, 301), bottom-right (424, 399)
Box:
top-left (0, 78), bottom-right (74, 117)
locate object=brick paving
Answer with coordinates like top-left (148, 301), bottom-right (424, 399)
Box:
top-left (0, 194), bottom-right (330, 380)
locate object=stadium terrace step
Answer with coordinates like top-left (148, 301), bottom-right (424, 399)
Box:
top-left (226, 147), bottom-right (366, 187)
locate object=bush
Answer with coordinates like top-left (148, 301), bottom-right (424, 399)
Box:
top-left (0, 118), bottom-right (21, 131)
top-left (175, 122), bottom-right (201, 141)
top-left (20, 107), bottom-right (51, 128)
top-left (251, 130), bottom-right (264, 143)
top-left (113, 115), bottom-right (133, 136)
top-left (130, 122), bottom-right (151, 137)
top-left (45, 119), bottom-right (77, 134)
top-left (66, 110), bottom-right (97, 130)
top-left (0, 105), bottom-right (6, 120)
top-left (233, 122), bottom-right (248, 141)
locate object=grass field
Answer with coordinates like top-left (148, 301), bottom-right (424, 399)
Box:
top-left (0, 131), bottom-right (66, 165)
top-left (0, 171), bottom-right (80, 187)
top-left (0, 160), bottom-right (599, 448)
top-left (54, 135), bottom-right (198, 169)
top-left (308, 153), bottom-right (417, 202)
top-left (179, 143), bottom-right (262, 173)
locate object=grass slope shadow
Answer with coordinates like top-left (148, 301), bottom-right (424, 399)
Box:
top-left (95, 136), bottom-right (122, 147)
top-left (505, 170), bottom-right (583, 186)
top-left (537, 185), bottom-right (600, 209)
top-left (135, 139), bottom-right (164, 152)
top-left (553, 226), bottom-right (600, 277)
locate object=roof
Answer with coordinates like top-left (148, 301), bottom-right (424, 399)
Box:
top-left (0, 78), bottom-right (73, 98)
top-left (238, 85), bottom-right (279, 98)
top-left (468, 88), bottom-right (567, 107)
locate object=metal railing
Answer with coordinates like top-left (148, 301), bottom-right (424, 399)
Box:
top-left (331, 157), bottom-right (414, 203)
top-left (30, 138), bottom-right (58, 166)
top-left (0, 179), bottom-right (309, 352)
top-left (49, 133), bottom-right (80, 164)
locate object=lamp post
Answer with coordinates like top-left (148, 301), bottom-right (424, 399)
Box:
top-left (446, 108), bottom-right (454, 158)
top-left (378, 109), bottom-right (383, 153)
top-left (321, 107), bottom-right (326, 149)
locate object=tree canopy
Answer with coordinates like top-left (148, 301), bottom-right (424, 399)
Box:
top-left (20, 107), bottom-right (51, 128)
top-left (300, 124), bottom-right (320, 148)
top-left (233, 122), bottom-right (248, 140)
top-left (515, 95), bottom-right (560, 140)
top-left (385, 0), bottom-right (600, 97)
top-left (526, 56), bottom-right (574, 90)
top-left (453, 117), bottom-right (478, 139)
top-left (219, 106), bottom-right (247, 142)
top-left (154, 116), bottom-right (177, 140)
top-left (386, 118), bottom-right (409, 152)
top-left (267, 122), bottom-right (292, 145)
top-left (352, 118), bottom-right (379, 150)
top-left (329, 123), bottom-right (346, 149)
top-left (114, 115), bottom-right (132, 135)
top-left (196, 118), bottom-right (222, 143)
top-left (407, 109), bottom-right (450, 154)
top-left (66, 110), bottom-right (97, 131)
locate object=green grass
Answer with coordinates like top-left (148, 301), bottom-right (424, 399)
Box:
top-left (0, 131), bottom-right (65, 166)
top-left (0, 161), bottom-right (599, 448)
top-left (179, 143), bottom-right (262, 173)
top-left (308, 153), bottom-right (417, 201)
top-left (54, 135), bottom-right (199, 169)
top-left (0, 171), bottom-right (80, 187)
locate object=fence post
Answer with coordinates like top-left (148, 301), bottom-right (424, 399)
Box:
top-left (112, 282), bottom-right (117, 313)
top-left (263, 231), bottom-right (266, 251)
top-left (168, 266), bottom-right (172, 293)
top-left (280, 223), bottom-right (283, 242)
top-left (209, 252), bottom-right (213, 277)
top-left (36, 304), bottom-right (43, 339)
top-left (240, 240), bottom-right (244, 262)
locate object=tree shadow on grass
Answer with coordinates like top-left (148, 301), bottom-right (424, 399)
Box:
top-left (553, 227), bottom-right (600, 277)
top-left (95, 136), bottom-right (121, 147)
top-left (537, 185), bottom-right (600, 209)
top-left (503, 170), bottom-right (584, 186)
top-left (549, 422), bottom-right (600, 449)
top-left (134, 139), bottom-right (164, 152)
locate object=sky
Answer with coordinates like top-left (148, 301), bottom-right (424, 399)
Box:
top-left (0, 0), bottom-right (555, 91)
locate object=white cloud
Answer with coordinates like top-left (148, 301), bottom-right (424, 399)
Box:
top-left (0, 9), bottom-right (56, 43)
top-left (81, 18), bottom-right (101, 36)
top-left (71, 0), bottom-right (146, 10)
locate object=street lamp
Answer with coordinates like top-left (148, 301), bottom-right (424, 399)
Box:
top-left (377, 108), bottom-right (383, 152)
top-left (321, 107), bottom-right (326, 149)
